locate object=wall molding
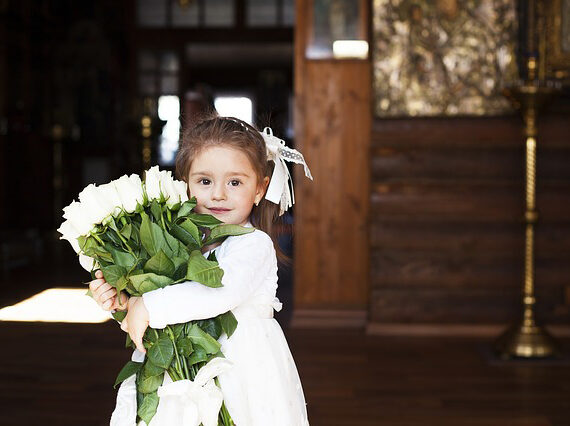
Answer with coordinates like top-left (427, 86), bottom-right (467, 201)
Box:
top-left (367, 323), bottom-right (570, 337)
top-left (290, 309), bottom-right (368, 328)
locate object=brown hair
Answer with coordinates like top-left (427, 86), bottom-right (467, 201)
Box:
top-left (175, 114), bottom-right (289, 264)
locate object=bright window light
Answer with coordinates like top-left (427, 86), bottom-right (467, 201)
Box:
top-left (0, 288), bottom-right (111, 323)
top-left (332, 40), bottom-right (369, 59)
top-left (158, 95), bottom-right (181, 166)
top-left (214, 96), bottom-right (253, 124)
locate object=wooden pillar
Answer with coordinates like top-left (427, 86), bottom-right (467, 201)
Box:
top-left (292, 0), bottom-right (371, 327)
top-left (0, 4), bottom-right (5, 225)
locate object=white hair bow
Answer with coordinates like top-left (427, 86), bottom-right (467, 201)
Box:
top-left (260, 127), bottom-right (313, 216)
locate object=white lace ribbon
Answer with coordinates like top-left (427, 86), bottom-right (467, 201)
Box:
top-left (260, 127), bottom-right (313, 216)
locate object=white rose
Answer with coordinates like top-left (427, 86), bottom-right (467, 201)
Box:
top-left (79, 253), bottom-right (99, 272)
top-left (159, 171), bottom-right (186, 207)
top-left (57, 219), bottom-right (81, 253)
top-left (174, 180), bottom-right (189, 203)
top-left (78, 184), bottom-right (113, 225)
top-left (144, 166), bottom-right (163, 201)
top-left (114, 174), bottom-right (144, 213)
top-left (62, 200), bottom-right (94, 236)
top-left (98, 182), bottom-right (123, 217)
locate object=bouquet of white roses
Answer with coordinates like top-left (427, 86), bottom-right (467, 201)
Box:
top-left (58, 166), bottom-right (249, 425)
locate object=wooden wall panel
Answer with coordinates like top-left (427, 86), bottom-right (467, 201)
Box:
top-left (369, 116), bottom-right (570, 326)
top-left (293, 1), bottom-right (371, 315)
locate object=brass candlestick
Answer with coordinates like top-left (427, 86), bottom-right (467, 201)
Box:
top-left (494, 81), bottom-right (560, 358)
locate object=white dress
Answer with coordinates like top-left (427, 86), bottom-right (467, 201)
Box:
top-left (110, 227), bottom-right (309, 426)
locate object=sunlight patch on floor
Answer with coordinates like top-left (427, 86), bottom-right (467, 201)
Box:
top-left (0, 288), bottom-right (111, 323)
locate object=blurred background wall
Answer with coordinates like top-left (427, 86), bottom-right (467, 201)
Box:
top-left (1, 0), bottom-right (570, 335)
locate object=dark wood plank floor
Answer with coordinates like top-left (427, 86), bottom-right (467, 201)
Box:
top-left (1, 254), bottom-right (569, 425)
top-left (1, 320), bottom-right (569, 426)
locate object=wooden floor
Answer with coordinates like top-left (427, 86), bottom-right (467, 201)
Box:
top-left (1, 320), bottom-right (569, 426)
top-left (1, 256), bottom-right (570, 425)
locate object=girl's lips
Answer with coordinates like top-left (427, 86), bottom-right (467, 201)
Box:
top-left (208, 207), bottom-right (230, 213)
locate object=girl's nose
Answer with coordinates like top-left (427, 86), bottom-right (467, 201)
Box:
top-left (212, 182), bottom-right (227, 201)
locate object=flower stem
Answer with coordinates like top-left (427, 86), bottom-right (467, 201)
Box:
top-left (166, 326), bottom-right (186, 380)
top-left (91, 233), bottom-right (104, 245)
top-left (114, 228), bottom-right (135, 255)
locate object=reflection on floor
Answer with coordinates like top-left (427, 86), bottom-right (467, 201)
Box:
top-left (0, 288), bottom-right (110, 323)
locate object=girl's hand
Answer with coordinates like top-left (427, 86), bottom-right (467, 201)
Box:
top-left (120, 296), bottom-right (150, 354)
top-left (89, 270), bottom-right (128, 311)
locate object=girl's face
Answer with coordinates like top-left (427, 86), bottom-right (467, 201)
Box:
top-left (188, 145), bottom-right (269, 226)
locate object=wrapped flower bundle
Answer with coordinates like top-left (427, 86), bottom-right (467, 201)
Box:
top-left (58, 166), bottom-right (250, 425)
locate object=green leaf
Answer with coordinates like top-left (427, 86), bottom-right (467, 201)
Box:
top-left (144, 250), bottom-right (175, 277)
top-left (150, 199), bottom-right (163, 223)
top-left (77, 235), bottom-right (88, 251)
top-left (169, 221), bottom-right (201, 249)
top-left (163, 228), bottom-right (186, 258)
top-left (137, 371), bottom-right (164, 394)
top-left (172, 256), bottom-right (188, 281)
top-left (130, 221), bottom-right (141, 245)
top-left (137, 391), bottom-right (159, 424)
top-left (112, 310), bottom-right (127, 322)
top-left (171, 324), bottom-right (184, 340)
top-left (115, 276), bottom-right (129, 293)
top-left (100, 265), bottom-right (127, 287)
top-left (187, 323), bottom-right (221, 354)
top-left (119, 222), bottom-right (132, 240)
top-left (143, 359), bottom-right (165, 377)
top-left (108, 247), bottom-right (137, 269)
top-left (204, 223), bottom-right (255, 245)
top-left (176, 199), bottom-right (197, 218)
top-left (186, 250), bottom-right (224, 288)
top-left (207, 251), bottom-right (217, 262)
top-left (196, 318), bottom-right (222, 340)
top-left (113, 361), bottom-right (142, 388)
top-left (103, 230), bottom-right (123, 247)
top-left (140, 212), bottom-right (167, 257)
top-left (187, 344), bottom-right (208, 365)
top-left (147, 333), bottom-right (174, 369)
top-left (179, 219), bottom-right (201, 245)
top-left (218, 311), bottom-right (238, 338)
top-left (177, 336), bottom-right (194, 357)
top-left (144, 327), bottom-right (160, 344)
top-left (168, 201), bottom-right (181, 211)
top-left (83, 245), bottom-right (113, 263)
top-left (130, 273), bottom-right (174, 294)
top-left (186, 213), bottom-right (223, 229)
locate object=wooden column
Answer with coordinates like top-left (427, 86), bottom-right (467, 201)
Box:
top-left (292, 0), bottom-right (371, 327)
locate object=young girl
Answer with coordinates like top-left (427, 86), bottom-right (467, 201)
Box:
top-left (89, 116), bottom-right (312, 426)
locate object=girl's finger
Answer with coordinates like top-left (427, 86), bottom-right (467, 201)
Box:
top-left (95, 270), bottom-right (103, 279)
top-left (101, 290), bottom-right (118, 310)
top-left (92, 282), bottom-right (112, 299)
top-left (89, 278), bottom-right (105, 292)
top-left (112, 292), bottom-right (129, 311)
top-left (100, 287), bottom-right (117, 302)
top-left (102, 299), bottom-right (113, 310)
top-left (133, 332), bottom-right (146, 354)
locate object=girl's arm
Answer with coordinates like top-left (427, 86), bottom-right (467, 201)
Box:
top-left (141, 230), bottom-right (276, 329)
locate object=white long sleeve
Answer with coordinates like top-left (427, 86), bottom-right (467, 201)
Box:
top-left (142, 229), bottom-right (276, 329)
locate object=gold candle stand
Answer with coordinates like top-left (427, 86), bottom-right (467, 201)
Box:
top-left (494, 82), bottom-right (560, 359)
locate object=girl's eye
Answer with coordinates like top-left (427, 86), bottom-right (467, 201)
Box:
top-left (199, 178), bottom-right (211, 185)
top-left (229, 179), bottom-right (241, 187)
